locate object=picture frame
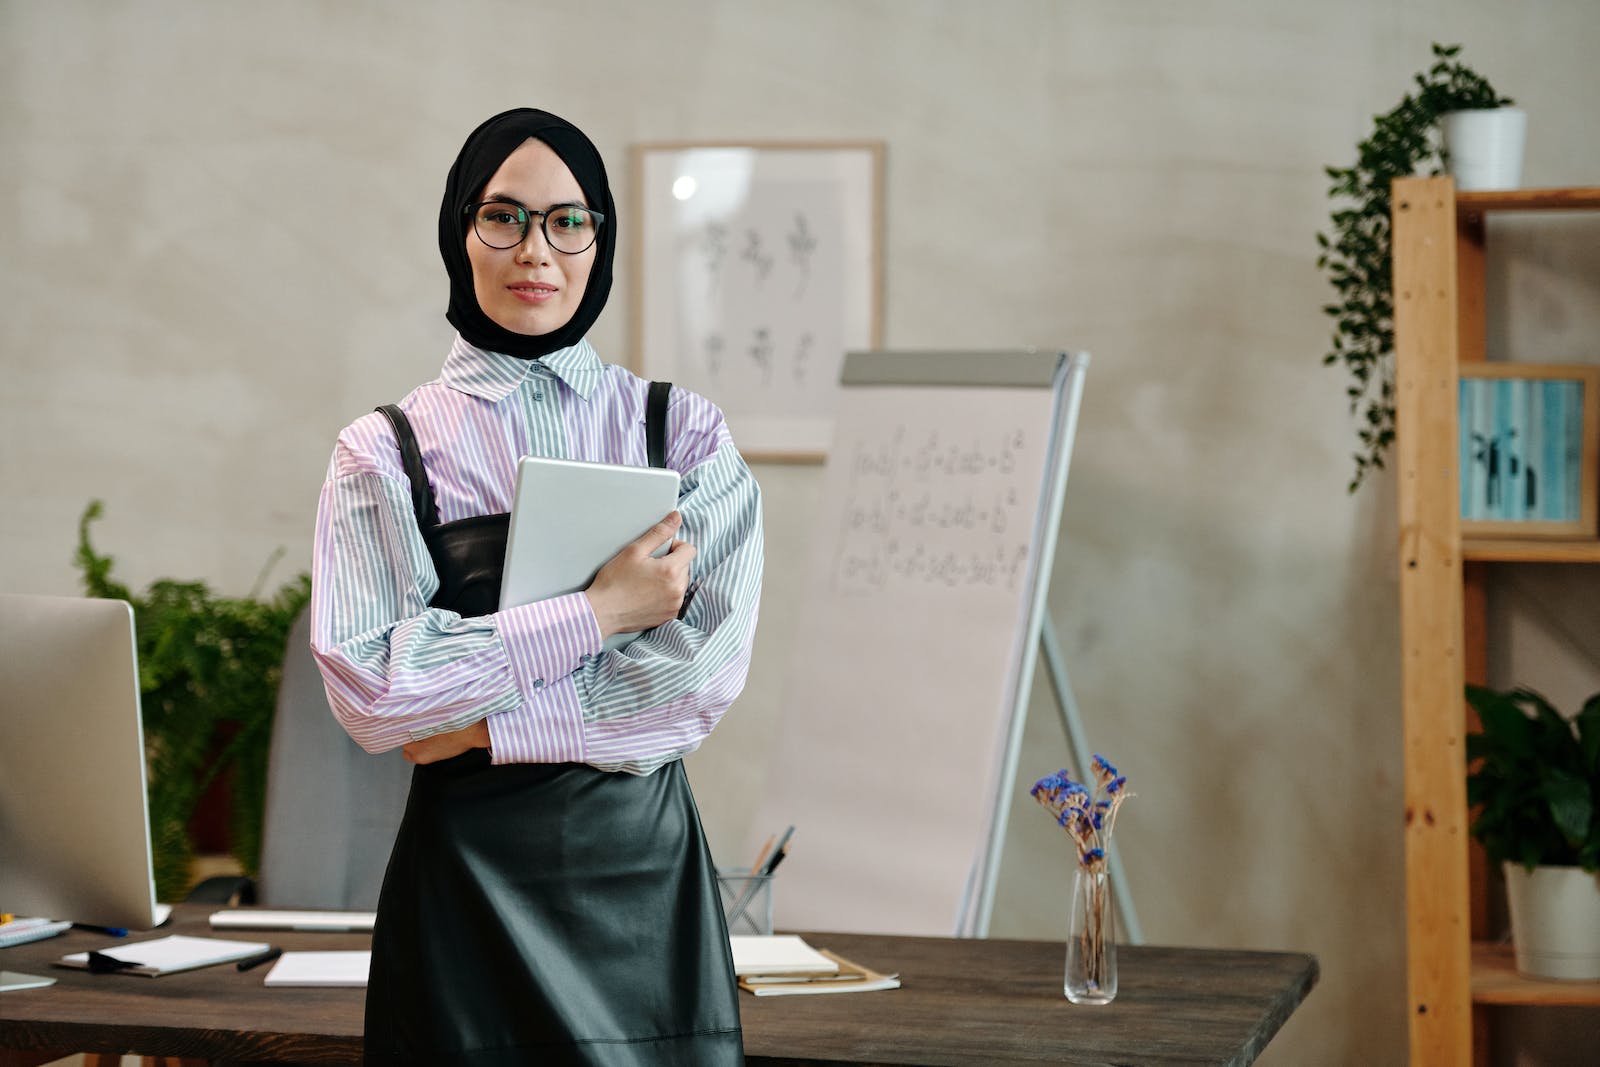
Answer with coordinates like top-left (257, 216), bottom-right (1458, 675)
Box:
top-left (630, 141), bottom-right (884, 463)
top-left (1457, 362), bottom-right (1600, 538)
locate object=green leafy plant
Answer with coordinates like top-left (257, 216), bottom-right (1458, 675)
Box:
top-left (1317, 43), bottom-right (1512, 492)
top-left (74, 500), bottom-right (311, 900)
top-left (1465, 685), bottom-right (1600, 873)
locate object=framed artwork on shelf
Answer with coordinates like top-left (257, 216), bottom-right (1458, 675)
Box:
top-left (1458, 362), bottom-right (1600, 538)
top-left (630, 141), bottom-right (884, 463)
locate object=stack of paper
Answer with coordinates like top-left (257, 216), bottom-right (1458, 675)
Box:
top-left (263, 950), bottom-right (370, 987)
top-left (210, 909), bottom-right (375, 932)
top-left (729, 935), bottom-right (900, 996)
top-left (57, 935), bottom-right (269, 977)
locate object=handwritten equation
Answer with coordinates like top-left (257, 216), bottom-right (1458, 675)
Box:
top-left (831, 425), bottom-right (1036, 595)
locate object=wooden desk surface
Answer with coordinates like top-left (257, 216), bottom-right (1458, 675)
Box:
top-left (0, 906), bottom-right (1317, 1066)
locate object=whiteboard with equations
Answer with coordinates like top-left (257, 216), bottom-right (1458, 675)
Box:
top-left (754, 349), bottom-right (1088, 937)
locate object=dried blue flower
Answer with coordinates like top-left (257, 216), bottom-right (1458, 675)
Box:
top-left (1032, 760), bottom-right (1131, 870)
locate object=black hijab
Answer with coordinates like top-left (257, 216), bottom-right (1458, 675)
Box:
top-left (438, 109), bottom-right (616, 360)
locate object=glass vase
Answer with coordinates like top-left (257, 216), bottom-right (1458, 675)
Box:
top-left (1064, 865), bottom-right (1117, 1004)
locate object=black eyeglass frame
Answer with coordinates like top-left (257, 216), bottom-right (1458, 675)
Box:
top-left (463, 199), bottom-right (606, 254)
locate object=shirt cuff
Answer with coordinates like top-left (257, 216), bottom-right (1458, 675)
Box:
top-left (498, 591), bottom-right (604, 697)
top-left (485, 677), bottom-right (585, 764)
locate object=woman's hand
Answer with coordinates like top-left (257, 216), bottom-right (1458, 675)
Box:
top-left (584, 511), bottom-right (697, 639)
top-left (402, 719), bottom-right (490, 764)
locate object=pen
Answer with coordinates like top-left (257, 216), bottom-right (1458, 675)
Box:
top-left (72, 922), bottom-right (128, 937)
top-left (237, 947), bottom-right (283, 972)
top-left (762, 844), bottom-right (790, 878)
top-left (677, 579), bottom-right (703, 620)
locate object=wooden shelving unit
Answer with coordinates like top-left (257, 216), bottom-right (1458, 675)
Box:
top-left (1392, 178), bottom-right (1600, 1066)
top-left (1462, 538), bottom-right (1600, 564)
top-left (1470, 943), bottom-right (1600, 1007)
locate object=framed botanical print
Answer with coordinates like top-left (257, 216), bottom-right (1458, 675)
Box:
top-left (631, 142), bottom-right (884, 462)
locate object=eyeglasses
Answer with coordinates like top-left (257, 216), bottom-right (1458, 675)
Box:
top-left (465, 200), bottom-right (604, 254)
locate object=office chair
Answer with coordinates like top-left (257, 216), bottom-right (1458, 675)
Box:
top-left (189, 608), bottom-right (411, 910)
top-left (255, 607), bottom-right (412, 908)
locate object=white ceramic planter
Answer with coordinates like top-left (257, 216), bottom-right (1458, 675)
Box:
top-left (1504, 863), bottom-right (1600, 980)
top-left (1440, 107), bottom-right (1527, 191)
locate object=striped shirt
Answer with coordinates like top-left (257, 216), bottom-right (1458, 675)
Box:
top-left (310, 335), bottom-right (763, 776)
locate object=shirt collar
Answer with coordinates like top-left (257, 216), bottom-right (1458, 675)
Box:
top-left (440, 334), bottom-right (604, 403)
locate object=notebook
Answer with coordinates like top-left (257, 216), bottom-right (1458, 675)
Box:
top-left (262, 950), bottom-right (370, 987)
top-left (728, 934), bottom-right (840, 977)
top-left (57, 934), bottom-right (269, 977)
top-left (740, 949), bottom-right (901, 996)
top-left (499, 456), bottom-right (681, 652)
top-left (0, 918), bottom-right (72, 948)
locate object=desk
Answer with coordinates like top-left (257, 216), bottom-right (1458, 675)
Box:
top-left (0, 905), bottom-right (1317, 1066)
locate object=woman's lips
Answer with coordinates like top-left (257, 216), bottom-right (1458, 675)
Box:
top-left (508, 282), bottom-right (557, 304)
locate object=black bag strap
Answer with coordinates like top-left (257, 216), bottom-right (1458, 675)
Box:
top-left (646, 381), bottom-right (672, 470)
top-left (375, 404), bottom-right (440, 530)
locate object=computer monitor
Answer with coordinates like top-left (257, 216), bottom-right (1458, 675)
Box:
top-left (0, 593), bottom-right (163, 929)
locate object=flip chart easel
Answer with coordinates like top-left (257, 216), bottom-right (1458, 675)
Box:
top-left (754, 349), bottom-right (1139, 940)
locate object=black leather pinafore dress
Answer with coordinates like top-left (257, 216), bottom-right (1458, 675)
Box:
top-left (363, 386), bottom-right (744, 1067)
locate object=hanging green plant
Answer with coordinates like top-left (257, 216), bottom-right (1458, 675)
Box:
top-left (74, 500), bottom-right (310, 900)
top-left (1317, 43), bottom-right (1511, 492)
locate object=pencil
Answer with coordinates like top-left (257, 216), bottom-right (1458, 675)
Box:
top-left (750, 833), bottom-right (777, 875)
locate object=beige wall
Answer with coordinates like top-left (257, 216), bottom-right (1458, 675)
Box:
top-left (6, 2), bottom-right (1600, 1063)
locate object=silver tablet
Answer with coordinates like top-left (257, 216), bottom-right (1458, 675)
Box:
top-left (499, 456), bottom-right (681, 652)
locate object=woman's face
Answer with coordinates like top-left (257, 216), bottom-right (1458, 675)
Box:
top-left (466, 138), bottom-right (596, 338)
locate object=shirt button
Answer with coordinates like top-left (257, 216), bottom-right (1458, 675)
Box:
top-left (532, 391), bottom-right (544, 401)
top-left (532, 679), bottom-right (545, 689)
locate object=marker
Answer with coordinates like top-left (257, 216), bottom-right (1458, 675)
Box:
top-left (237, 947), bottom-right (283, 972)
top-left (72, 923), bottom-right (129, 937)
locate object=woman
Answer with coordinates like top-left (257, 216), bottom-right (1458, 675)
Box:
top-left (310, 108), bottom-right (761, 1066)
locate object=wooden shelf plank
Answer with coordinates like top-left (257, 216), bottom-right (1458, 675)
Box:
top-left (1462, 538), bottom-right (1600, 563)
top-left (1457, 187), bottom-right (1600, 214)
top-left (1472, 943), bottom-right (1600, 1006)
top-left (1392, 175), bottom-right (1476, 1064)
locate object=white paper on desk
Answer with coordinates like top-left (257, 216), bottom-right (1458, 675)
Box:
top-left (263, 950), bottom-right (370, 987)
top-left (729, 935), bottom-right (839, 977)
top-left (210, 909), bottom-right (376, 932)
top-left (58, 934), bottom-right (269, 977)
top-left (748, 974), bottom-right (902, 996)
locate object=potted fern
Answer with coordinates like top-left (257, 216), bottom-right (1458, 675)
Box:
top-left (1464, 684), bottom-right (1600, 980)
top-left (75, 501), bottom-right (310, 901)
top-left (1317, 43), bottom-right (1514, 492)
